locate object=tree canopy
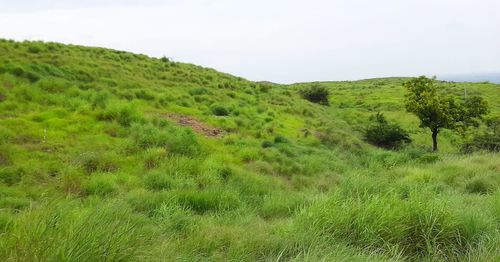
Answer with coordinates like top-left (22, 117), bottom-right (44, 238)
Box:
top-left (404, 76), bottom-right (488, 151)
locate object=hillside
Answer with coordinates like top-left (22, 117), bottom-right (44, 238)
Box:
top-left (0, 40), bottom-right (499, 261)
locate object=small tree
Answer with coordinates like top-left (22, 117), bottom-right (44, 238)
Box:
top-left (404, 76), bottom-right (488, 151)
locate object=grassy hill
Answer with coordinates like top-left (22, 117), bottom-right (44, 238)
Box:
top-left (0, 39), bottom-right (499, 261)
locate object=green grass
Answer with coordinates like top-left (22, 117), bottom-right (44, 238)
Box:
top-left (0, 39), bottom-right (499, 261)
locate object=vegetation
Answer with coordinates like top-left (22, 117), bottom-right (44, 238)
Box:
top-left (0, 39), bottom-right (499, 261)
top-left (404, 76), bottom-right (488, 151)
top-left (462, 116), bottom-right (500, 152)
top-left (364, 112), bottom-right (411, 149)
top-left (299, 84), bottom-right (330, 105)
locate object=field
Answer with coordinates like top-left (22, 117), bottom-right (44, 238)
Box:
top-left (0, 39), bottom-right (499, 261)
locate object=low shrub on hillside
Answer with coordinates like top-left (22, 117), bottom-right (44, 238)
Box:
top-left (364, 113), bottom-right (411, 149)
top-left (299, 84), bottom-right (330, 105)
top-left (211, 104), bottom-right (230, 116)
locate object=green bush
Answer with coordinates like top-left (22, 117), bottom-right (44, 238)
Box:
top-left (273, 135), bottom-right (288, 144)
top-left (299, 84), bottom-right (330, 105)
top-left (364, 113), bottom-right (411, 149)
top-left (462, 117), bottom-right (500, 153)
top-left (211, 104), bottom-right (230, 116)
top-left (188, 87), bottom-right (208, 96)
top-left (261, 141), bottom-right (273, 148)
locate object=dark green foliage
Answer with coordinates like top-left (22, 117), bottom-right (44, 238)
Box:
top-left (462, 117), bottom-right (500, 152)
top-left (404, 76), bottom-right (488, 151)
top-left (211, 104), bottom-right (230, 116)
top-left (134, 89), bottom-right (156, 101)
top-left (176, 189), bottom-right (241, 213)
top-left (465, 178), bottom-right (494, 194)
top-left (299, 84), bottom-right (330, 105)
top-left (261, 141), bottom-right (273, 148)
top-left (273, 135), bottom-right (288, 144)
top-left (0, 167), bottom-right (23, 185)
top-left (188, 87), bottom-right (208, 96)
top-left (364, 113), bottom-right (411, 149)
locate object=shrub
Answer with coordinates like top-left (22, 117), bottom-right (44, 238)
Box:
top-left (273, 135), bottom-right (288, 144)
top-left (364, 113), bottom-right (411, 149)
top-left (261, 141), bottom-right (273, 148)
top-left (211, 104), bottom-right (230, 116)
top-left (299, 84), bottom-right (330, 105)
top-left (461, 117), bottom-right (500, 153)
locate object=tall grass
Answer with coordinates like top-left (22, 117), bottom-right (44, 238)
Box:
top-left (0, 201), bottom-right (149, 261)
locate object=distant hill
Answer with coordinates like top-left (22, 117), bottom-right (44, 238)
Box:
top-left (438, 73), bottom-right (500, 84)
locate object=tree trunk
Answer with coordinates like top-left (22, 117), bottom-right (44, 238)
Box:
top-left (432, 128), bottom-right (438, 151)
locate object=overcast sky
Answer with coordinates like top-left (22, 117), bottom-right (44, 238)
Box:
top-left (1, 0), bottom-right (499, 83)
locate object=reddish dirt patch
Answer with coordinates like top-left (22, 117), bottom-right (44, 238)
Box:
top-left (165, 113), bottom-right (225, 138)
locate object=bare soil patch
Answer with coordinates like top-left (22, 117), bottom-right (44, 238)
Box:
top-left (165, 113), bottom-right (225, 138)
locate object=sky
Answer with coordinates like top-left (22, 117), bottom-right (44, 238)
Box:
top-left (1, 0), bottom-right (500, 84)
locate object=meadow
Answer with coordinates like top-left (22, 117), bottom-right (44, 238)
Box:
top-left (0, 39), bottom-right (499, 261)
